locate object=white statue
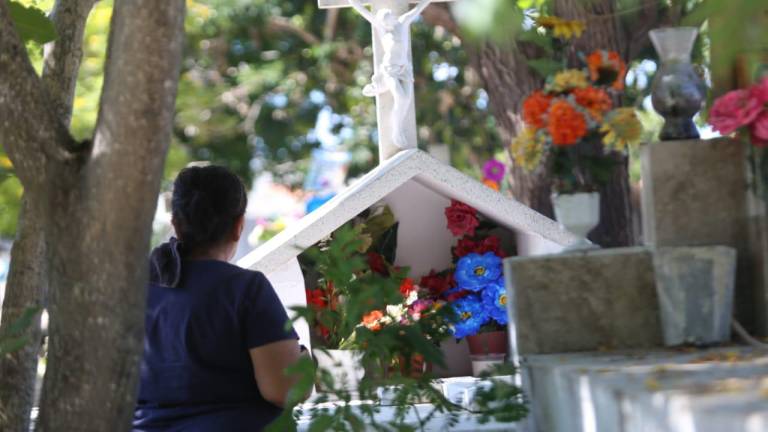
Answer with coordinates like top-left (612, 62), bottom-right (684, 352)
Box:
top-left (348, 0), bottom-right (433, 149)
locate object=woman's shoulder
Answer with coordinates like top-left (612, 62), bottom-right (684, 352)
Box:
top-left (179, 259), bottom-right (268, 293)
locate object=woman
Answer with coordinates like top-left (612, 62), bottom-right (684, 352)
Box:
top-left (134, 165), bottom-right (307, 431)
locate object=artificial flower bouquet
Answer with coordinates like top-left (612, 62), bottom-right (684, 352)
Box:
top-left (709, 77), bottom-right (768, 147)
top-left (413, 200), bottom-right (511, 341)
top-left (511, 17), bottom-right (642, 193)
top-left (301, 204), bottom-right (404, 350)
top-left (301, 204), bottom-right (451, 378)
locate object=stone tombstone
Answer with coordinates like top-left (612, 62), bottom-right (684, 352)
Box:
top-left (653, 246), bottom-right (737, 346)
top-left (504, 247), bottom-right (663, 356)
top-left (640, 137), bottom-right (767, 335)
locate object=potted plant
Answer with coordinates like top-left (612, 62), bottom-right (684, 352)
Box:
top-left (301, 204), bottom-right (405, 391)
top-left (511, 18), bottom-right (643, 247)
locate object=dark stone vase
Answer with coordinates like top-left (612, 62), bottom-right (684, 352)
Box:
top-left (650, 27), bottom-right (707, 141)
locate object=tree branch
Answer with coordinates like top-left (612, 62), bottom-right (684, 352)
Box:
top-left (42, 0), bottom-right (98, 126)
top-left (421, 3), bottom-right (461, 36)
top-left (268, 16), bottom-right (320, 45)
top-left (0, 0), bottom-right (78, 192)
top-left (323, 8), bottom-right (339, 42)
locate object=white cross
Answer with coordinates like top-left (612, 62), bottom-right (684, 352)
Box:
top-left (319, 0), bottom-right (453, 162)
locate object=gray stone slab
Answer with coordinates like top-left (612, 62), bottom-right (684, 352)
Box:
top-left (504, 247), bottom-right (663, 356)
top-left (654, 246), bottom-right (737, 345)
top-left (640, 138), bottom-right (763, 333)
top-left (523, 347), bottom-right (768, 432)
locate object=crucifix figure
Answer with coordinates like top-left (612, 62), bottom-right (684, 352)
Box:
top-left (320, 0), bottom-right (453, 161)
top-left (347, 0), bottom-right (433, 150)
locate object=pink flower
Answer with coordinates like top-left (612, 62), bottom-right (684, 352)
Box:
top-left (751, 111), bottom-right (768, 146)
top-left (710, 89), bottom-right (763, 135)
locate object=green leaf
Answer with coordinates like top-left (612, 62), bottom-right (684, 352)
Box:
top-left (526, 58), bottom-right (562, 78)
top-left (517, 30), bottom-right (553, 53)
top-left (5, 306), bottom-right (41, 336)
top-left (8, 1), bottom-right (57, 44)
top-left (0, 336), bottom-right (30, 356)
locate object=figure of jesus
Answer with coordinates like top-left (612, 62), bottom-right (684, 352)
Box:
top-left (348, 0), bottom-right (434, 149)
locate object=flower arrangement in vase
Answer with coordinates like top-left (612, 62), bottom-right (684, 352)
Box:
top-left (301, 204), bottom-right (452, 386)
top-left (510, 16), bottom-right (643, 246)
top-left (412, 200), bottom-right (512, 376)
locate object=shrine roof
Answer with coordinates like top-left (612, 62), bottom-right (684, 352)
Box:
top-left (237, 149), bottom-right (580, 272)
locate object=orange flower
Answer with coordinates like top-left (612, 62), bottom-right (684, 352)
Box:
top-left (586, 50), bottom-right (627, 90)
top-left (362, 310), bottom-right (384, 331)
top-left (522, 91), bottom-right (552, 130)
top-left (573, 86), bottom-right (612, 120)
top-left (482, 179), bottom-right (500, 191)
top-left (547, 100), bottom-right (587, 146)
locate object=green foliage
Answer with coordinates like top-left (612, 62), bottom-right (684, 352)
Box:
top-left (526, 57), bottom-right (563, 78)
top-left (8, 1), bottom-right (56, 44)
top-left (472, 363), bottom-right (529, 424)
top-left (269, 226), bottom-right (528, 431)
top-left (0, 306), bottom-right (41, 357)
top-left (453, 0), bottom-right (525, 44)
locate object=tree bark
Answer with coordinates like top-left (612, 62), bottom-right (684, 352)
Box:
top-left (0, 1), bottom-right (96, 428)
top-left (2, 0), bottom-right (185, 429)
top-left (35, 0), bottom-right (186, 429)
top-left (43, 0), bottom-right (99, 125)
top-left (0, 199), bottom-right (46, 432)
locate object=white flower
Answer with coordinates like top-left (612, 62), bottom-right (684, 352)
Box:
top-left (405, 289), bottom-right (419, 306)
top-left (386, 304), bottom-right (406, 321)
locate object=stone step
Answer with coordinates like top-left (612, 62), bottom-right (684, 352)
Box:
top-left (522, 347), bottom-right (768, 432)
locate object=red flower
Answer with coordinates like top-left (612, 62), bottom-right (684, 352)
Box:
top-left (445, 200), bottom-right (479, 237)
top-left (399, 277), bottom-right (416, 296)
top-left (316, 324), bottom-right (330, 339)
top-left (367, 252), bottom-right (388, 275)
top-left (453, 235), bottom-right (504, 258)
top-left (444, 288), bottom-right (471, 302)
top-left (306, 288), bottom-right (327, 309)
top-left (419, 270), bottom-right (454, 297)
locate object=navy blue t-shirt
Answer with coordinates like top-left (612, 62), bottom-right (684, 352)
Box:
top-left (133, 259), bottom-right (298, 432)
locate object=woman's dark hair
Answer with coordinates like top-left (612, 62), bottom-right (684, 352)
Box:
top-left (171, 165), bottom-right (247, 253)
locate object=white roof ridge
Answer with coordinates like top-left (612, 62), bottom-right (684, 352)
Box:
top-left (237, 149), bottom-right (579, 272)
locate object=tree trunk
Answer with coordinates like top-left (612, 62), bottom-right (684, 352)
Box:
top-left (0, 1), bottom-right (95, 428)
top-left (1, 0), bottom-right (186, 429)
top-left (35, 0), bottom-right (186, 429)
top-left (0, 199), bottom-right (46, 432)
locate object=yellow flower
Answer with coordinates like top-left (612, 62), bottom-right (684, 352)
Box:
top-left (0, 156), bottom-right (12, 169)
top-left (600, 108), bottom-right (643, 151)
top-left (548, 69), bottom-right (589, 93)
top-left (536, 16), bottom-right (586, 40)
top-left (510, 128), bottom-right (545, 172)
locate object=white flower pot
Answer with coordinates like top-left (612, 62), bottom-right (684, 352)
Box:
top-left (552, 192), bottom-right (601, 250)
top-left (313, 349), bottom-right (365, 392)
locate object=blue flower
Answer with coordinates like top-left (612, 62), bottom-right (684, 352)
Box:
top-left (481, 279), bottom-right (509, 325)
top-left (450, 294), bottom-right (489, 339)
top-left (454, 252), bottom-right (503, 291)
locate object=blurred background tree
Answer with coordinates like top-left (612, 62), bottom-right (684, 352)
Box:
top-left (1, 0), bottom-right (765, 242)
